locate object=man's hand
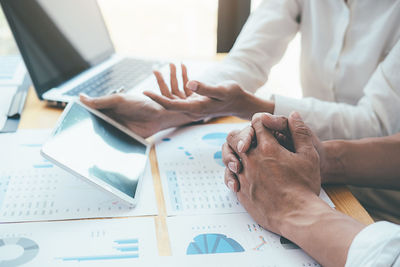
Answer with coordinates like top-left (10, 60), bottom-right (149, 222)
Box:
top-left (223, 112), bottom-right (321, 235)
top-left (223, 112), bottom-right (330, 190)
top-left (80, 92), bottom-right (193, 138)
top-left (143, 64), bottom-right (274, 121)
top-left (223, 112), bottom-right (366, 267)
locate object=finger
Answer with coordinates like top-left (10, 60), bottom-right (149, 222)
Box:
top-left (153, 70), bottom-right (173, 98)
top-left (187, 80), bottom-right (226, 99)
top-left (222, 142), bottom-right (242, 174)
top-left (274, 130), bottom-right (295, 152)
top-left (181, 64), bottom-right (192, 97)
top-left (287, 111), bottom-right (314, 155)
top-left (224, 168), bottom-right (240, 192)
top-left (237, 126), bottom-right (255, 153)
top-left (80, 93), bottom-right (122, 110)
top-left (226, 126), bottom-right (255, 156)
top-left (143, 91), bottom-right (194, 111)
top-left (261, 113), bottom-right (289, 133)
top-left (169, 63), bottom-right (185, 98)
top-left (260, 113), bottom-right (294, 152)
top-left (251, 113), bottom-right (279, 149)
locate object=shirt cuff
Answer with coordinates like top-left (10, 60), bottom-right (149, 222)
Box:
top-left (345, 221), bottom-right (400, 266)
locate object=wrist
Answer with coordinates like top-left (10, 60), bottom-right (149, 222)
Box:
top-left (278, 193), bottom-right (330, 237)
top-left (279, 194), bottom-right (365, 267)
top-left (158, 109), bottom-right (197, 130)
top-left (320, 140), bottom-right (346, 184)
top-left (234, 92), bottom-right (275, 120)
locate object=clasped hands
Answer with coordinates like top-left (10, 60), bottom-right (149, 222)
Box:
top-left (221, 112), bottom-right (324, 235)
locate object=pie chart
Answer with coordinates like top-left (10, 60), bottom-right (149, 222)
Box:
top-left (186, 233), bottom-right (244, 255)
top-left (0, 237), bottom-right (39, 266)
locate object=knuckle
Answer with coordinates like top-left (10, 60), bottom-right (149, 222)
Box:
top-left (233, 86), bottom-right (244, 95)
top-left (225, 80), bottom-right (242, 91)
top-left (281, 116), bottom-right (289, 127)
top-left (259, 142), bottom-right (271, 154)
top-left (251, 113), bottom-right (264, 125)
top-left (294, 124), bottom-right (312, 138)
top-left (227, 130), bottom-right (240, 143)
top-left (242, 126), bottom-right (254, 139)
top-left (217, 86), bottom-right (229, 96)
top-left (221, 143), bottom-right (231, 162)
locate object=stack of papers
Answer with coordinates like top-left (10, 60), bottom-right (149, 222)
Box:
top-left (0, 124), bottom-right (334, 266)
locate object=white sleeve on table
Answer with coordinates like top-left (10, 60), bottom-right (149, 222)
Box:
top-left (345, 221), bottom-right (400, 267)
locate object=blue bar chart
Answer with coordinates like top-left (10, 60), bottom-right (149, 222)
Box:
top-left (0, 217), bottom-right (157, 266)
top-left (58, 238), bottom-right (140, 262)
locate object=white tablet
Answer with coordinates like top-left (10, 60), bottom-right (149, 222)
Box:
top-left (41, 101), bottom-right (150, 207)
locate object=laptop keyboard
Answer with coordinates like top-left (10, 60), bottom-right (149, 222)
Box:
top-left (63, 58), bottom-right (165, 97)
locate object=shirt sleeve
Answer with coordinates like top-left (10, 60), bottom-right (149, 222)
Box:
top-left (345, 221), bottom-right (400, 267)
top-left (273, 38), bottom-right (400, 140)
top-left (199, 0), bottom-right (300, 93)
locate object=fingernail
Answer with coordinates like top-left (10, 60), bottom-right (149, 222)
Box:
top-left (228, 180), bottom-right (235, 192)
top-left (291, 111), bottom-right (302, 120)
top-left (187, 81), bottom-right (198, 91)
top-left (228, 162), bottom-right (237, 173)
top-left (237, 140), bottom-right (244, 153)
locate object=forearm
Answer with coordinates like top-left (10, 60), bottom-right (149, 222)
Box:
top-left (322, 134), bottom-right (400, 189)
top-left (232, 92), bottom-right (275, 120)
top-left (280, 195), bottom-right (365, 267)
top-left (158, 110), bottom-right (197, 131)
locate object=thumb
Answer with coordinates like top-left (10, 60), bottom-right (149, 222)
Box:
top-left (79, 93), bottom-right (121, 110)
top-left (251, 113), bottom-right (279, 148)
top-left (187, 80), bottom-right (226, 99)
top-left (288, 112), bottom-right (314, 155)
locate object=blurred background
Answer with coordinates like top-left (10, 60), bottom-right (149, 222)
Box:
top-left (0, 0), bottom-right (301, 99)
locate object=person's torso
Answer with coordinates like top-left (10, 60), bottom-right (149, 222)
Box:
top-left (298, 0), bottom-right (400, 104)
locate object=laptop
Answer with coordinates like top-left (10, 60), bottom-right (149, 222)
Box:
top-left (0, 0), bottom-right (167, 105)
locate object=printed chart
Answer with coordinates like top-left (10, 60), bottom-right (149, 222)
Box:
top-left (186, 233), bottom-right (245, 255)
top-left (155, 123), bottom-right (334, 216)
top-left (0, 217), bottom-right (157, 267)
top-left (156, 124), bottom-right (247, 215)
top-left (167, 213), bottom-right (321, 266)
top-left (0, 130), bottom-right (157, 222)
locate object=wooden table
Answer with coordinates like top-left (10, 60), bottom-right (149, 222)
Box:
top-left (19, 87), bottom-right (374, 255)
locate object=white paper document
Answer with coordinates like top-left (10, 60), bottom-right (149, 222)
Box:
top-left (57, 253), bottom-right (320, 267)
top-left (167, 213), bottom-right (320, 266)
top-left (0, 217), bottom-right (158, 267)
top-left (0, 129), bottom-right (157, 222)
top-left (155, 123), bottom-right (334, 216)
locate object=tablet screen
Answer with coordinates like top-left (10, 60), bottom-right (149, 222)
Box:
top-left (44, 102), bottom-right (147, 199)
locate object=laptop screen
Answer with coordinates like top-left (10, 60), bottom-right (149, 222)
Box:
top-left (1, 0), bottom-right (115, 98)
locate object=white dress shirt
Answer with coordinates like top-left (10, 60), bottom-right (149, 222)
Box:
top-left (202, 0), bottom-right (400, 140)
top-left (346, 221), bottom-right (400, 266)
